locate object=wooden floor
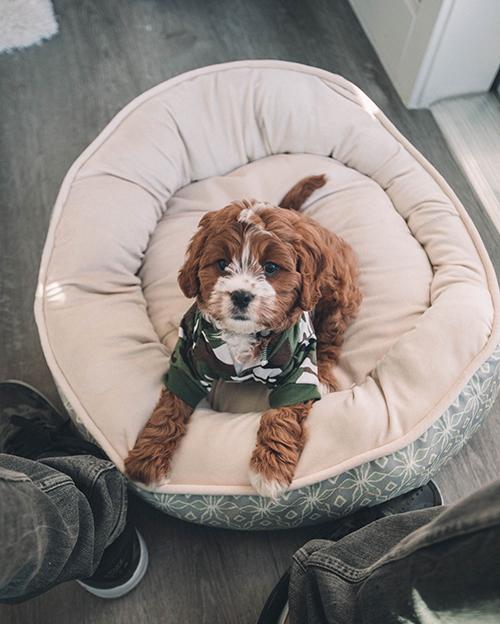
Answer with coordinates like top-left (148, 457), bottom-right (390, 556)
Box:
top-left (0, 1), bottom-right (499, 622)
top-left (432, 93), bottom-right (500, 233)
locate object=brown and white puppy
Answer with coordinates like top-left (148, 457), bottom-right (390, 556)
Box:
top-left (125, 175), bottom-right (362, 497)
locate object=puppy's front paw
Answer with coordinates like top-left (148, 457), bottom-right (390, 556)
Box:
top-left (249, 468), bottom-right (289, 499)
top-left (124, 451), bottom-right (171, 486)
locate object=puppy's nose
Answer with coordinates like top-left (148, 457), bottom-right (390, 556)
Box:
top-left (230, 290), bottom-right (254, 309)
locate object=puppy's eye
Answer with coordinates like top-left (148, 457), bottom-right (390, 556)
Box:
top-left (263, 262), bottom-right (280, 276)
top-left (217, 259), bottom-right (229, 271)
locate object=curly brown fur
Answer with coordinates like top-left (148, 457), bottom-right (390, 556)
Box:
top-left (313, 228), bottom-right (362, 390)
top-left (249, 401), bottom-right (313, 497)
top-left (280, 174), bottom-right (326, 210)
top-left (125, 389), bottom-right (193, 484)
top-left (281, 174), bottom-right (363, 389)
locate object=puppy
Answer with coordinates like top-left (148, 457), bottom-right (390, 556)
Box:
top-left (125, 175), bottom-right (362, 497)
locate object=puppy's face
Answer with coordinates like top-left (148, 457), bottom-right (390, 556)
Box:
top-left (178, 200), bottom-right (329, 334)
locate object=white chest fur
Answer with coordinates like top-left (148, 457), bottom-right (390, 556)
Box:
top-left (220, 330), bottom-right (261, 374)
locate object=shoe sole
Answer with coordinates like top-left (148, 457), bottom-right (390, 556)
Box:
top-left (278, 603), bottom-right (289, 624)
top-left (77, 530), bottom-right (149, 599)
top-left (2, 379), bottom-right (64, 419)
top-left (429, 480), bottom-right (444, 506)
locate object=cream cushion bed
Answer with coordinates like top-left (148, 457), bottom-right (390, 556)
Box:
top-left (35, 61), bottom-right (500, 529)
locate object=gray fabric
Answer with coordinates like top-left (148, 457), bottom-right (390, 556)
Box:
top-left (0, 453), bottom-right (127, 603)
top-left (289, 479), bottom-right (500, 623)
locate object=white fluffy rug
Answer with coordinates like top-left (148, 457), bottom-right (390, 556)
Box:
top-left (0, 0), bottom-right (58, 53)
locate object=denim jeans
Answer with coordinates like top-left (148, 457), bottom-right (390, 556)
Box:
top-left (0, 453), bottom-right (128, 603)
top-left (289, 479), bottom-right (500, 623)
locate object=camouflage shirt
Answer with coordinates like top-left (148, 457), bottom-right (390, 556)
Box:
top-left (164, 305), bottom-right (321, 408)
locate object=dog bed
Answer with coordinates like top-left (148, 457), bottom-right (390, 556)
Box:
top-left (35, 61), bottom-right (500, 529)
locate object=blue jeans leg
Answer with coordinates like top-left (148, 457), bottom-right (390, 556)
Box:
top-left (0, 453), bottom-right (128, 603)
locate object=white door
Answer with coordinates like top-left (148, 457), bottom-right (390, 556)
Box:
top-left (349, 0), bottom-right (500, 108)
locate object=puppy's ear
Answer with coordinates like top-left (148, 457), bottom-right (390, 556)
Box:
top-left (295, 221), bottom-right (330, 311)
top-left (178, 212), bottom-right (215, 298)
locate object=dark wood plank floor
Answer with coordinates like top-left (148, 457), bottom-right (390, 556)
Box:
top-left (0, 1), bottom-right (499, 622)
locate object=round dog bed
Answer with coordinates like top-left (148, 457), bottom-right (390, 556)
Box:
top-left (35, 61), bottom-right (500, 529)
